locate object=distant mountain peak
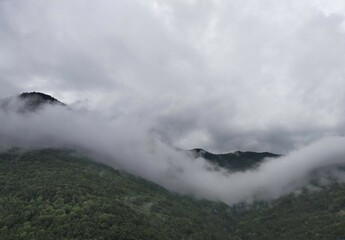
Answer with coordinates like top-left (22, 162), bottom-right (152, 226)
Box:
top-left (1, 92), bottom-right (66, 112)
top-left (19, 92), bottom-right (64, 104)
top-left (190, 148), bottom-right (280, 171)
top-left (17, 92), bottom-right (66, 111)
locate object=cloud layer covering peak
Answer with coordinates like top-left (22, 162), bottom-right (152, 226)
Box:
top-left (1, 0), bottom-right (345, 153)
top-left (1, 101), bottom-right (345, 205)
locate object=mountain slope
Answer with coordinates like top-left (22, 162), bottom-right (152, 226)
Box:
top-left (1, 148), bottom-right (345, 239)
top-left (191, 148), bottom-right (280, 171)
top-left (235, 183), bottom-right (345, 240)
top-left (0, 148), bottom-right (236, 240)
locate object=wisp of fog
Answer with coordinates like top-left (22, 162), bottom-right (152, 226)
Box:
top-left (1, 100), bottom-right (345, 205)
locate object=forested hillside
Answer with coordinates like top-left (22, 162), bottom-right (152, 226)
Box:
top-left (0, 149), bottom-right (236, 240)
top-left (1, 148), bottom-right (345, 240)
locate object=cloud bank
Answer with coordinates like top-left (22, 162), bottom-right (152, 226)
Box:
top-left (1, 0), bottom-right (345, 153)
top-left (1, 102), bottom-right (345, 205)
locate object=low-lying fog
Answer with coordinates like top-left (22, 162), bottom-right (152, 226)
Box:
top-left (1, 100), bottom-right (345, 205)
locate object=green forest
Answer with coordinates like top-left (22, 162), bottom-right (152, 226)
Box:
top-left (1, 148), bottom-right (345, 240)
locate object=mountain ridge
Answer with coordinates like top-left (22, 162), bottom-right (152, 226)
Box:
top-left (2, 92), bottom-right (281, 172)
top-left (1, 92), bottom-right (66, 112)
top-left (190, 148), bottom-right (280, 171)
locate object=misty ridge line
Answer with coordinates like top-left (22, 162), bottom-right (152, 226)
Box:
top-left (2, 0), bottom-right (345, 177)
top-left (1, 96), bottom-right (345, 205)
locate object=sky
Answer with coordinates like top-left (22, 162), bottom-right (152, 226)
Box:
top-left (1, 0), bottom-right (345, 154)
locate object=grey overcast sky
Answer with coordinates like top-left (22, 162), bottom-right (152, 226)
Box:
top-left (1, 0), bottom-right (345, 154)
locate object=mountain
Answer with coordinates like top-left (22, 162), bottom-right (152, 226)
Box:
top-left (19, 92), bottom-right (65, 107)
top-left (1, 148), bottom-right (345, 240)
top-left (2, 92), bottom-right (280, 173)
top-left (1, 92), bottom-right (345, 239)
top-left (1, 92), bottom-right (65, 112)
top-left (191, 148), bottom-right (280, 171)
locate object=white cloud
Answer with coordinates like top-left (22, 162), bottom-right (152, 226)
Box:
top-left (1, 102), bottom-right (345, 204)
top-left (1, 0), bottom-right (345, 153)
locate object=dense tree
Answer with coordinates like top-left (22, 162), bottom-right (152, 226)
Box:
top-left (1, 148), bottom-right (345, 240)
